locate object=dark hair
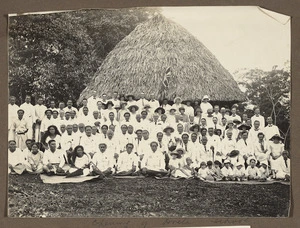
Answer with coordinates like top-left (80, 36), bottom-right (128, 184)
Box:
top-left (71, 145), bottom-right (85, 165)
top-left (41, 125), bottom-right (61, 144)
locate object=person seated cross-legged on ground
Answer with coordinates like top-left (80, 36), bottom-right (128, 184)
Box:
top-left (25, 142), bottom-right (44, 174)
top-left (232, 162), bottom-right (246, 181)
top-left (274, 150), bottom-right (290, 181)
top-left (197, 161), bottom-right (210, 180)
top-left (141, 141), bottom-right (168, 177)
top-left (66, 145), bottom-right (90, 177)
top-left (115, 143), bottom-right (139, 176)
top-left (245, 158), bottom-right (260, 180)
top-left (8, 140), bottom-right (26, 175)
top-left (206, 161), bottom-right (218, 181)
top-left (258, 161), bottom-right (270, 181)
top-left (181, 157), bottom-right (196, 179)
top-left (221, 159), bottom-right (234, 181)
top-left (90, 143), bottom-right (114, 178)
top-left (42, 140), bottom-right (69, 176)
top-left (168, 148), bottom-right (190, 178)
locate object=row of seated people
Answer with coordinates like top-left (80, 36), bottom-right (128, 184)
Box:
top-left (8, 131), bottom-right (290, 181)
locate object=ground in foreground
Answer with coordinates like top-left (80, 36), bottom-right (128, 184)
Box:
top-left (7, 174), bottom-right (290, 217)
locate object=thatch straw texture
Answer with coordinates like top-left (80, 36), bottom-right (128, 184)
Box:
top-left (79, 14), bottom-right (246, 102)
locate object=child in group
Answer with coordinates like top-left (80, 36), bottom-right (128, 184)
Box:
top-left (245, 158), bottom-right (260, 180)
top-left (169, 150), bottom-right (186, 178)
top-left (221, 159), bottom-right (234, 181)
top-left (181, 157), bottom-right (196, 178)
top-left (206, 161), bottom-right (215, 181)
top-left (258, 162), bottom-right (270, 181)
top-left (232, 162), bottom-right (246, 181)
top-left (197, 161), bottom-right (209, 180)
top-left (67, 145), bottom-right (91, 177)
top-left (25, 142), bottom-right (44, 174)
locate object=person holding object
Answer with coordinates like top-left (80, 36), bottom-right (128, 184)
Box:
top-left (42, 140), bottom-right (69, 175)
top-left (9, 109), bottom-right (29, 150)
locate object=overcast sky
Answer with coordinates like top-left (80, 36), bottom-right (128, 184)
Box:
top-left (161, 6), bottom-right (290, 74)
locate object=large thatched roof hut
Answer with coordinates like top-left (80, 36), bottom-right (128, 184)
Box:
top-left (79, 14), bottom-right (245, 103)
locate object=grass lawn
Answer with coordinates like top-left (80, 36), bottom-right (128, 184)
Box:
top-left (7, 174), bottom-right (290, 218)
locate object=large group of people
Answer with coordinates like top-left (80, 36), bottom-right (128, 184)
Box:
top-left (8, 91), bottom-right (290, 181)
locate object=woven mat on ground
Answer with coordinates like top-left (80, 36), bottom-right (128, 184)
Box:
top-left (40, 174), bottom-right (100, 184)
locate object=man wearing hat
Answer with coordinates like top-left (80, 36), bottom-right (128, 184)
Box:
top-left (163, 126), bottom-right (176, 144)
top-left (200, 95), bottom-right (213, 115)
top-left (269, 134), bottom-right (285, 178)
top-left (9, 109), bottom-right (29, 150)
top-left (136, 92), bottom-right (149, 111)
top-left (141, 141), bottom-right (168, 177)
top-left (263, 117), bottom-right (280, 142)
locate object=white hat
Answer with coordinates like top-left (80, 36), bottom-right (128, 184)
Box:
top-left (202, 95), bottom-right (210, 101)
top-left (173, 97), bottom-right (182, 103)
top-left (224, 159), bottom-right (231, 164)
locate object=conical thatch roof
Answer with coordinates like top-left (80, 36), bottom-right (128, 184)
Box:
top-left (79, 14), bottom-right (245, 103)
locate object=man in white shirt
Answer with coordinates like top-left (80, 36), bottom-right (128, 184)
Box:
top-left (221, 131), bottom-right (237, 163)
top-left (8, 96), bottom-right (19, 132)
top-left (40, 110), bottom-right (53, 134)
top-left (48, 100), bottom-right (58, 113)
top-left (116, 143), bottom-right (139, 175)
top-left (34, 96), bottom-right (47, 142)
top-left (109, 91), bottom-right (120, 108)
top-left (20, 95), bottom-right (35, 139)
top-left (79, 126), bottom-right (97, 159)
top-left (236, 131), bottom-right (255, 166)
top-left (206, 127), bottom-right (221, 160)
top-left (136, 92), bottom-right (149, 111)
top-left (148, 93), bottom-right (160, 114)
top-left (43, 140), bottom-right (68, 175)
top-left (9, 109), bottom-right (29, 150)
top-left (263, 117), bottom-right (280, 141)
top-left (275, 150), bottom-right (290, 180)
top-left (228, 107), bottom-right (241, 122)
top-left (8, 140), bottom-right (26, 174)
top-left (90, 143), bottom-right (115, 177)
top-left (78, 98), bottom-right (89, 117)
top-left (183, 100), bottom-right (194, 118)
top-left (141, 141), bottom-right (168, 177)
top-left (63, 100), bottom-right (78, 115)
top-left (102, 129), bottom-right (121, 159)
top-left (60, 124), bottom-right (75, 162)
top-left (200, 95), bottom-right (213, 115)
top-left (161, 98), bottom-right (172, 113)
top-left (212, 105), bottom-right (222, 122)
top-left (251, 107), bottom-right (265, 128)
top-left (87, 90), bottom-right (99, 112)
top-left (100, 93), bottom-right (109, 105)
top-left (248, 120), bottom-right (264, 143)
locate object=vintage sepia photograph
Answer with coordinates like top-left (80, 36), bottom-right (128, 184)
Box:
top-left (7, 6), bottom-right (291, 218)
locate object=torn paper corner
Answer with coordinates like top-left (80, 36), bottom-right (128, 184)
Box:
top-left (257, 6), bottom-right (290, 25)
